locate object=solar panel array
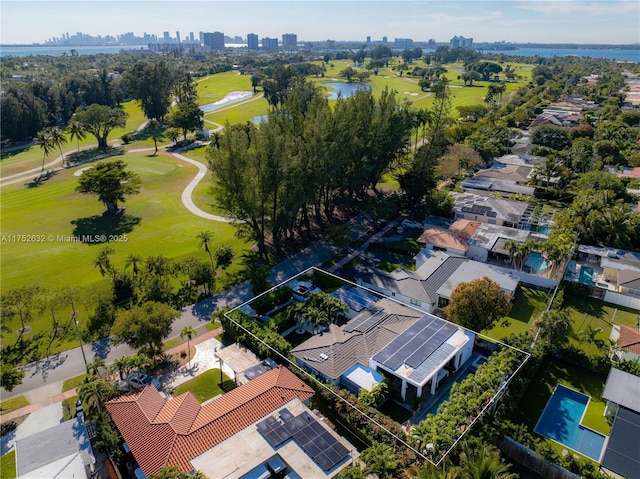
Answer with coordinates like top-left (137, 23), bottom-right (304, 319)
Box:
top-left (256, 409), bottom-right (349, 472)
top-left (374, 315), bottom-right (456, 370)
top-left (332, 287), bottom-right (376, 313)
top-left (461, 204), bottom-right (498, 217)
top-left (343, 307), bottom-right (386, 333)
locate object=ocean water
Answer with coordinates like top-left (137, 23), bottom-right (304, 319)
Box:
top-left (484, 47), bottom-right (639, 62)
top-left (0, 45), bottom-right (148, 57)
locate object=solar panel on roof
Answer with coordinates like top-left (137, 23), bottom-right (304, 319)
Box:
top-left (279, 408), bottom-right (293, 421)
top-left (344, 308), bottom-right (386, 333)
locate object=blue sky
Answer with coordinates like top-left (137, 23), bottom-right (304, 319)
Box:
top-left (1, 1), bottom-right (639, 45)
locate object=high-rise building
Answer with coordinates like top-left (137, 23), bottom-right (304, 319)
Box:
top-left (450, 35), bottom-right (473, 48)
top-left (163, 31), bottom-right (170, 43)
top-left (382, 36), bottom-right (388, 43)
top-left (176, 31), bottom-right (181, 44)
top-left (282, 33), bottom-right (297, 49)
top-left (189, 32), bottom-right (195, 43)
top-left (203, 31), bottom-right (225, 50)
top-left (247, 33), bottom-right (259, 51)
top-left (395, 37), bottom-right (414, 48)
top-left (261, 37), bottom-right (279, 51)
top-left (199, 31), bottom-right (204, 44)
top-left (366, 36), bottom-right (371, 43)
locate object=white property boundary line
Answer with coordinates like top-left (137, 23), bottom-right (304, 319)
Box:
top-left (224, 266), bottom-right (531, 466)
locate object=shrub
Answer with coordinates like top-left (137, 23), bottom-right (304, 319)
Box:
top-left (215, 244), bottom-right (234, 268)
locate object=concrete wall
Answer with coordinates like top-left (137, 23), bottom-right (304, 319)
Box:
top-left (604, 291), bottom-right (640, 309)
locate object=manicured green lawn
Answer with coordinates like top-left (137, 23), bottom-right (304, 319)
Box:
top-left (487, 287), bottom-right (549, 340)
top-left (0, 395), bottom-right (29, 414)
top-left (205, 321), bottom-right (222, 332)
top-left (564, 296), bottom-right (639, 355)
top-left (195, 71), bottom-right (254, 105)
top-left (173, 369), bottom-right (230, 403)
top-left (0, 450), bottom-right (16, 479)
top-left (62, 373), bottom-right (87, 392)
top-left (1, 151), bottom-right (251, 360)
top-left (517, 358), bottom-right (610, 436)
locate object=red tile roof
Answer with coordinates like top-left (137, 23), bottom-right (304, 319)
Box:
top-left (619, 325), bottom-right (640, 355)
top-left (105, 366), bottom-right (314, 476)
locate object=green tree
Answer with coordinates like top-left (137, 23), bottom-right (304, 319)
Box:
top-left (579, 325), bottom-right (605, 354)
top-left (78, 375), bottom-right (114, 414)
top-left (35, 128), bottom-right (54, 177)
top-left (459, 443), bottom-right (517, 479)
top-left (48, 126), bottom-right (68, 165)
top-left (76, 159), bottom-right (141, 212)
top-left (86, 358), bottom-right (107, 378)
top-left (534, 309), bottom-right (572, 349)
top-left (111, 301), bottom-right (179, 356)
top-left (166, 100), bottom-right (203, 140)
top-left (445, 277), bottom-right (512, 331)
top-left (531, 124), bottom-right (571, 151)
top-left (180, 326), bottom-right (197, 366)
top-left (67, 120), bottom-right (86, 154)
top-left (196, 231), bottom-right (216, 273)
top-left (361, 443), bottom-right (401, 479)
top-left (2, 286), bottom-right (42, 338)
top-left (148, 466), bottom-right (207, 479)
top-left (111, 356), bottom-right (134, 380)
top-left (125, 254), bottom-right (142, 276)
top-left (93, 246), bottom-right (115, 278)
top-left (73, 104), bottom-right (127, 149)
top-left (0, 362), bottom-right (25, 392)
top-left (122, 60), bottom-right (176, 121)
top-left (145, 118), bottom-right (164, 155)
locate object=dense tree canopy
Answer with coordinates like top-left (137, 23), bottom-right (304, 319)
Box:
top-left (76, 159), bottom-right (141, 212)
top-left (73, 103), bottom-right (127, 149)
top-left (445, 277), bottom-right (512, 331)
top-left (111, 301), bottom-right (179, 355)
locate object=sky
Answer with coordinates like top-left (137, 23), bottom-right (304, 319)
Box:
top-left (1, 0), bottom-right (639, 45)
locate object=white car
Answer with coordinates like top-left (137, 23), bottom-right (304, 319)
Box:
top-left (125, 373), bottom-right (161, 390)
top-left (402, 219), bottom-right (423, 229)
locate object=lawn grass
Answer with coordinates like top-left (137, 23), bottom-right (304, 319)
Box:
top-left (564, 295), bottom-right (639, 356)
top-left (1, 151), bottom-right (251, 360)
top-left (205, 321), bottom-right (222, 332)
top-left (0, 396), bottom-right (29, 414)
top-left (0, 450), bottom-right (16, 479)
top-left (62, 373), bottom-right (86, 392)
top-left (62, 394), bottom-right (79, 421)
top-left (517, 357), bottom-right (610, 436)
top-left (195, 71), bottom-right (253, 105)
top-left (163, 337), bottom-right (183, 350)
top-left (487, 287), bottom-right (550, 340)
top-left (173, 369), bottom-right (230, 403)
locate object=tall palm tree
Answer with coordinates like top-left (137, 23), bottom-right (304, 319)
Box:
top-left (93, 246), bottom-right (115, 278)
top-left (535, 309), bottom-right (572, 349)
top-left (196, 231), bottom-right (216, 273)
top-left (125, 254), bottom-right (142, 276)
top-left (459, 443), bottom-right (518, 479)
top-left (579, 325), bottom-right (605, 354)
top-left (67, 121), bottom-right (86, 154)
top-left (146, 118), bottom-right (164, 155)
top-left (78, 376), bottom-right (113, 414)
top-left (405, 463), bottom-right (461, 479)
top-left (86, 358), bottom-right (107, 378)
top-left (36, 129), bottom-right (54, 177)
top-left (130, 353), bottom-right (152, 373)
top-left (361, 443), bottom-right (401, 479)
top-left (180, 326), bottom-right (197, 366)
top-left (111, 356), bottom-right (134, 380)
top-left (49, 126), bottom-right (68, 165)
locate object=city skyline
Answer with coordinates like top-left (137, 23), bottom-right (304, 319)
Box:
top-left (1, 0), bottom-right (639, 46)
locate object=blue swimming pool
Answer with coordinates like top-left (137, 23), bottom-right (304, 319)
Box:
top-left (525, 252), bottom-right (549, 275)
top-left (534, 384), bottom-right (605, 461)
top-left (578, 266), bottom-right (595, 286)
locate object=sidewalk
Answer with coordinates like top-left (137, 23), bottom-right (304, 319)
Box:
top-left (0, 327), bottom-right (223, 424)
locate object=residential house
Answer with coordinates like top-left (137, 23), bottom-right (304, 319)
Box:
top-left (466, 223), bottom-right (542, 265)
top-left (105, 367), bottom-right (333, 478)
top-left (15, 416), bottom-right (95, 479)
top-left (600, 368), bottom-right (640, 479)
top-left (610, 325), bottom-right (640, 363)
top-left (464, 160), bottom-right (537, 196)
top-left (291, 298), bottom-right (424, 389)
top-left (451, 192), bottom-right (530, 228)
top-left (359, 250), bottom-right (519, 312)
top-left (416, 219), bottom-right (481, 256)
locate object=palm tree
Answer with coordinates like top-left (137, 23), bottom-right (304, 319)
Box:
top-left (93, 246), bottom-right (115, 278)
top-left (196, 231), bottom-right (216, 273)
top-left (36, 129), bottom-right (54, 177)
top-left (130, 353), bottom-right (152, 372)
top-left (406, 463), bottom-right (461, 479)
top-left (361, 443), bottom-right (401, 479)
top-left (125, 254), bottom-right (142, 276)
top-left (535, 309), bottom-right (572, 349)
top-left (459, 443), bottom-right (517, 479)
top-left (67, 121), bottom-right (86, 154)
top-left (49, 126), bottom-right (68, 165)
top-left (112, 356), bottom-right (134, 380)
top-left (86, 358), bottom-right (107, 378)
top-left (579, 325), bottom-right (605, 354)
top-left (180, 326), bottom-right (197, 366)
top-left (78, 376), bottom-right (113, 414)
top-left (146, 118), bottom-right (164, 155)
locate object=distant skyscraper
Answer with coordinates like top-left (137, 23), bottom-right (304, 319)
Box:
top-left (282, 33), bottom-right (297, 49)
top-left (176, 31), bottom-right (181, 44)
top-left (163, 31), bottom-right (170, 43)
top-left (199, 31), bottom-right (204, 44)
top-left (366, 36), bottom-right (371, 43)
top-left (203, 32), bottom-right (225, 50)
top-left (247, 33), bottom-right (259, 50)
top-left (382, 36), bottom-right (387, 43)
top-left (450, 35), bottom-right (473, 48)
top-left (261, 37), bottom-right (279, 51)
top-left (395, 37), bottom-right (414, 48)
top-left (189, 32), bottom-right (195, 43)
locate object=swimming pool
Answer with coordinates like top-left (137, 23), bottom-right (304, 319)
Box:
top-left (534, 384), bottom-right (605, 461)
top-left (525, 252), bottom-right (549, 275)
top-left (578, 266), bottom-right (595, 286)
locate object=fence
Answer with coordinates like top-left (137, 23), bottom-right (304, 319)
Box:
top-left (499, 436), bottom-right (581, 479)
top-left (603, 291), bottom-right (640, 310)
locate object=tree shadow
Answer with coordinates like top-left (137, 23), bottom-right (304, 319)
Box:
top-left (70, 212), bottom-right (141, 242)
top-left (90, 337), bottom-right (112, 359)
top-left (1, 332), bottom-right (46, 365)
top-left (25, 170), bottom-right (58, 188)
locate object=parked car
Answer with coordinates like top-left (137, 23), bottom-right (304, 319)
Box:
top-left (402, 219), bottom-right (423, 229)
top-left (125, 373), bottom-right (161, 390)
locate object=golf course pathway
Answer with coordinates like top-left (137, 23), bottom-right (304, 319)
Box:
top-left (171, 150), bottom-right (236, 222)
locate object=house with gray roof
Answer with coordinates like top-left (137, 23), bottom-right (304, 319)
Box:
top-left (15, 416), bottom-right (95, 479)
top-left (358, 250), bottom-right (519, 313)
top-left (600, 368), bottom-right (640, 479)
top-left (291, 298), bottom-right (424, 389)
top-left (451, 192), bottom-right (530, 229)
